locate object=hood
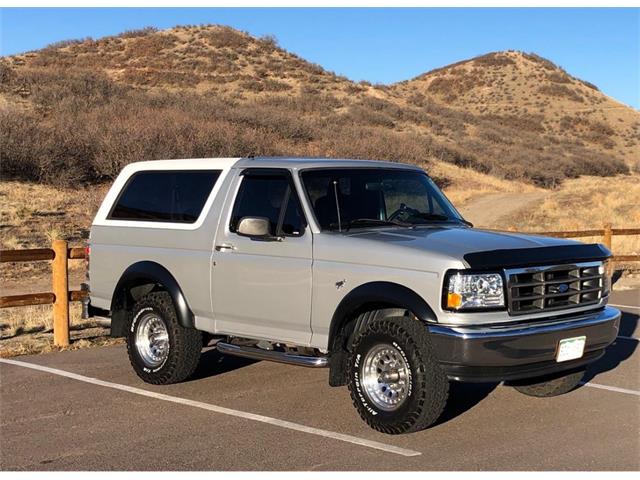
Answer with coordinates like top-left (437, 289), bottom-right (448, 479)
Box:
top-left (344, 225), bottom-right (609, 268)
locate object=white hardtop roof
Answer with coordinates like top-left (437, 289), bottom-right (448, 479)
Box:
top-left (122, 157), bottom-right (241, 171)
top-left (122, 157), bottom-right (424, 172)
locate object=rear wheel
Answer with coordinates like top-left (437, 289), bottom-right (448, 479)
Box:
top-left (126, 291), bottom-right (202, 385)
top-left (511, 370), bottom-right (585, 397)
top-left (347, 316), bottom-right (449, 434)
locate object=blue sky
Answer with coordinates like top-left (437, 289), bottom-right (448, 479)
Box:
top-left (1, 8), bottom-right (638, 108)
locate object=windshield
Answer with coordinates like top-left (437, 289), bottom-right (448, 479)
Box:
top-left (300, 168), bottom-right (465, 231)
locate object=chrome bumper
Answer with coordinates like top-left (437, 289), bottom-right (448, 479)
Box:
top-left (428, 306), bottom-right (621, 382)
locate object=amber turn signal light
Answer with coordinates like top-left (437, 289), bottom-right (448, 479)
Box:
top-left (447, 292), bottom-right (462, 309)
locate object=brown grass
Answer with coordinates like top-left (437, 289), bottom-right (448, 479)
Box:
top-left (0, 302), bottom-right (123, 358)
top-left (433, 160), bottom-right (540, 205)
top-left (487, 175), bottom-right (640, 256)
top-left (1, 302), bottom-right (80, 338)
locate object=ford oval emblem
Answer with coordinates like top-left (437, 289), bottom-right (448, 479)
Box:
top-left (550, 283), bottom-right (570, 294)
top-left (558, 283), bottom-right (569, 293)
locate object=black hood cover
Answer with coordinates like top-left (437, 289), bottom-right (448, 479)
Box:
top-left (464, 243), bottom-right (611, 270)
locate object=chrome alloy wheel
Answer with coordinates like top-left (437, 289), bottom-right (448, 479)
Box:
top-left (361, 343), bottom-right (410, 411)
top-left (135, 312), bottom-right (170, 368)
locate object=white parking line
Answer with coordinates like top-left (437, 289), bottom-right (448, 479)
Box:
top-left (610, 303), bottom-right (639, 339)
top-left (0, 358), bottom-right (421, 458)
top-left (617, 335), bottom-right (639, 341)
top-left (610, 303), bottom-right (640, 310)
top-left (581, 382), bottom-right (640, 397)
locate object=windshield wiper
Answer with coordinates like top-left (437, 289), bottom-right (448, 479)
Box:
top-left (330, 218), bottom-right (412, 231)
top-left (410, 213), bottom-right (451, 221)
top-left (409, 213), bottom-right (473, 227)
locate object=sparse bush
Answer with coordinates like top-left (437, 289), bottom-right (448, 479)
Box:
top-left (0, 60), bottom-right (15, 85)
top-left (43, 38), bottom-right (88, 50)
top-left (202, 27), bottom-right (249, 48)
top-left (523, 52), bottom-right (561, 71)
top-left (259, 34), bottom-right (279, 51)
top-left (118, 27), bottom-right (159, 39)
top-left (578, 79), bottom-right (599, 91)
top-left (545, 72), bottom-right (571, 84)
top-left (473, 53), bottom-right (515, 67)
top-left (538, 84), bottom-right (583, 102)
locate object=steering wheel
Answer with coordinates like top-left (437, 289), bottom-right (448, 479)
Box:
top-left (387, 203), bottom-right (419, 222)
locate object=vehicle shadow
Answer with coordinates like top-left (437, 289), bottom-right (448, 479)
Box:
top-left (582, 308), bottom-right (638, 384)
top-left (189, 347), bottom-right (257, 382)
top-left (435, 381), bottom-right (499, 427)
top-left (617, 308), bottom-right (639, 338)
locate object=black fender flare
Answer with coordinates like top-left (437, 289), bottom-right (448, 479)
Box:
top-left (328, 281), bottom-right (437, 346)
top-left (109, 261), bottom-right (194, 337)
top-left (326, 281), bottom-right (437, 387)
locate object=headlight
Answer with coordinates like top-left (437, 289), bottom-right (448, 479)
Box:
top-left (445, 271), bottom-right (505, 310)
top-left (599, 260), bottom-right (611, 296)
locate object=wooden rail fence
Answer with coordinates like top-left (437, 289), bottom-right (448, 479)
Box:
top-left (0, 223), bottom-right (638, 347)
top-left (1, 240), bottom-right (87, 346)
top-left (513, 223), bottom-right (640, 263)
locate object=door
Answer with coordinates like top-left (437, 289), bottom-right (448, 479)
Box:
top-left (211, 168), bottom-right (313, 345)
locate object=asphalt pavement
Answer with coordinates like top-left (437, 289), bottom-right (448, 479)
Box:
top-left (1, 289), bottom-right (638, 471)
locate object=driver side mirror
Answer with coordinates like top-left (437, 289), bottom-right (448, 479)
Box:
top-left (237, 217), bottom-right (282, 241)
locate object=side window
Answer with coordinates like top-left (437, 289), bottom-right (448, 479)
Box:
top-left (109, 170), bottom-right (221, 223)
top-left (230, 174), bottom-right (306, 237)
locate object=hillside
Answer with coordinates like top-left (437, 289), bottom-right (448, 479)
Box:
top-left (393, 50), bottom-right (639, 171)
top-left (1, 25), bottom-right (638, 189)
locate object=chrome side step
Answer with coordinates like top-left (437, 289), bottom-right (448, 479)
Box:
top-left (216, 342), bottom-right (329, 368)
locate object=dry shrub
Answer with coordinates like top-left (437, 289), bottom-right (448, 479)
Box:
top-left (545, 72), bottom-right (571, 84)
top-left (538, 84), bottom-right (584, 102)
top-left (473, 53), bottom-right (516, 67)
top-left (522, 52), bottom-right (560, 71)
top-left (201, 27), bottom-right (249, 49)
top-left (578, 79), bottom-right (600, 91)
top-left (118, 27), bottom-right (159, 39)
top-left (258, 34), bottom-right (279, 52)
top-left (125, 34), bottom-right (178, 58)
top-left (43, 38), bottom-right (88, 50)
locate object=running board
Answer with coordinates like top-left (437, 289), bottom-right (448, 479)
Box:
top-left (216, 342), bottom-right (329, 368)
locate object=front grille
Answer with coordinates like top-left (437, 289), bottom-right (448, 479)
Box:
top-left (505, 262), bottom-right (605, 315)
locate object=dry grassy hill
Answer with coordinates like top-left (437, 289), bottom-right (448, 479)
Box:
top-left (393, 50), bottom-right (639, 171)
top-left (1, 25), bottom-right (638, 188)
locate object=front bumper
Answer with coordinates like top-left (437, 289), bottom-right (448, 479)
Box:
top-left (429, 306), bottom-right (621, 382)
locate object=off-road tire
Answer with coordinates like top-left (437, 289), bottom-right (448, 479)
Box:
top-left (512, 370), bottom-right (585, 397)
top-left (347, 316), bottom-right (449, 434)
top-left (126, 291), bottom-right (202, 385)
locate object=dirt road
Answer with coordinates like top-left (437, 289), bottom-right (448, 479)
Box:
top-left (457, 192), bottom-right (547, 227)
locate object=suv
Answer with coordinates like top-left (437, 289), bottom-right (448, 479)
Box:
top-left (86, 157), bottom-right (620, 434)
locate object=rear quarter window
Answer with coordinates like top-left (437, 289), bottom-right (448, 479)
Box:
top-left (108, 170), bottom-right (221, 223)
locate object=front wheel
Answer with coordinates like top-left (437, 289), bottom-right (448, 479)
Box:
top-left (347, 316), bottom-right (449, 434)
top-left (126, 291), bottom-right (202, 385)
top-left (511, 370), bottom-right (585, 397)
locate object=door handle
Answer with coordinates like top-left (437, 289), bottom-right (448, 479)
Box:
top-left (215, 243), bottom-right (236, 252)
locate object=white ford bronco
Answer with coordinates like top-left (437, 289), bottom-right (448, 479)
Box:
top-left (86, 157), bottom-right (620, 434)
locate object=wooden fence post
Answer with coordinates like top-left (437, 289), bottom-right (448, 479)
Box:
top-left (52, 240), bottom-right (69, 347)
top-left (603, 223), bottom-right (613, 251)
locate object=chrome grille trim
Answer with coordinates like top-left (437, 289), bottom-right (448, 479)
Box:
top-left (505, 261), bottom-right (605, 316)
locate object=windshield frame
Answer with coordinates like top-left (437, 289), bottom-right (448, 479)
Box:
top-left (297, 166), bottom-right (467, 232)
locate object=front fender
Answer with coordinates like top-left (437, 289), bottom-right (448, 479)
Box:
top-left (328, 281), bottom-right (437, 346)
